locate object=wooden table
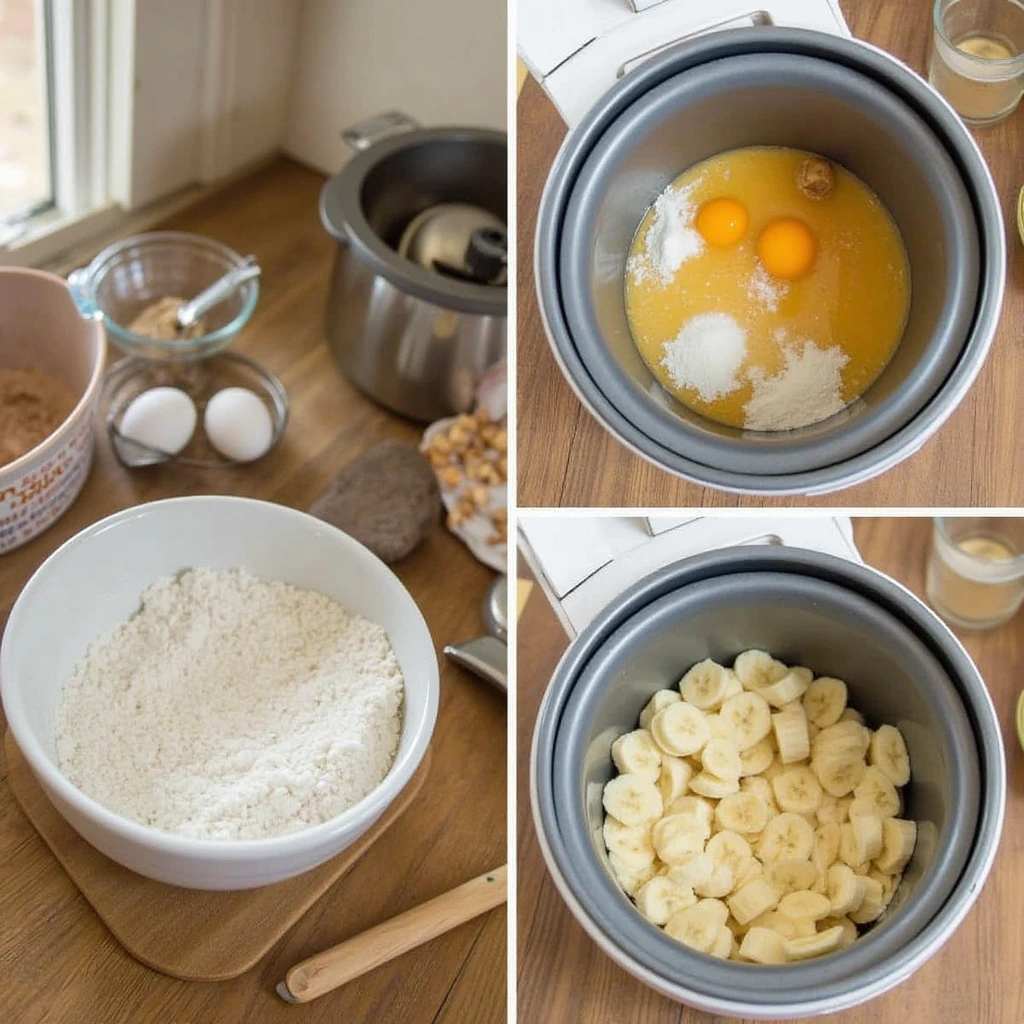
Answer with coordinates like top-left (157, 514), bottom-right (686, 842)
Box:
top-left (517, 516), bottom-right (1024, 1022)
top-left (0, 158), bottom-right (506, 1024)
top-left (517, 0), bottom-right (1024, 507)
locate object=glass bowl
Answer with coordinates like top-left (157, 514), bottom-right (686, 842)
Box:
top-left (67, 232), bottom-right (259, 361)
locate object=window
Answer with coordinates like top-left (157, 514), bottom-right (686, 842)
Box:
top-left (0, 0), bottom-right (53, 236)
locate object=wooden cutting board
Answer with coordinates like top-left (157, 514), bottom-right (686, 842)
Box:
top-left (2, 730), bottom-right (429, 982)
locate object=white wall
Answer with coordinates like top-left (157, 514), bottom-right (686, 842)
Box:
top-left (283, 0), bottom-right (507, 176)
top-left (112, 0), bottom-right (300, 210)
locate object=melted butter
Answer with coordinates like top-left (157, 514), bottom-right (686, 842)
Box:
top-left (624, 147), bottom-right (911, 430)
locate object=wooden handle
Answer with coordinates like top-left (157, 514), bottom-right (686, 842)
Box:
top-left (280, 865), bottom-right (507, 1004)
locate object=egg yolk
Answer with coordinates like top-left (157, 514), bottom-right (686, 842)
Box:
top-left (756, 218), bottom-right (816, 279)
top-left (695, 198), bottom-right (748, 247)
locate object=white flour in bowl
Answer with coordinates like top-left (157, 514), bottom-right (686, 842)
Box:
top-left (55, 568), bottom-right (404, 840)
top-left (744, 340), bottom-right (850, 431)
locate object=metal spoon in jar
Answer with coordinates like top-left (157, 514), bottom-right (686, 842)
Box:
top-left (175, 255), bottom-right (261, 332)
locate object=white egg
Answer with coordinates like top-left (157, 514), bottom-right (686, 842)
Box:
top-left (119, 387), bottom-right (197, 455)
top-left (203, 387), bottom-right (274, 462)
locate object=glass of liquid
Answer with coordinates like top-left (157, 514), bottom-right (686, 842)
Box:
top-left (929, 0), bottom-right (1024, 125)
top-left (926, 517), bottom-right (1024, 629)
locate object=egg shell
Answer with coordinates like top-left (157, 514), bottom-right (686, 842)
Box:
top-left (119, 387), bottom-right (197, 455)
top-left (203, 387), bottom-right (274, 462)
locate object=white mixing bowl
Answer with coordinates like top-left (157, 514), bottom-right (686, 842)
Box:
top-left (0, 496), bottom-right (439, 890)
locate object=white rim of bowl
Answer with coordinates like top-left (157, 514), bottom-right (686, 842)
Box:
top-left (0, 495), bottom-right (439, 859)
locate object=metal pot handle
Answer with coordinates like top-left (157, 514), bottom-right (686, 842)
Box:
top-left (519, 515), bottom-right (862, 637)
top-left (341, 111), bottom-right (420, 152)
top-left (518, 0), bottom-right (850, 128)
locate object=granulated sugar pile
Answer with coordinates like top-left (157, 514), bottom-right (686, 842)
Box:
top-left (661, 313), bottom-right (747, 402)
top-left (743, 341), bottom-right (850, 430)
top-left (628, 181), bottom-right (704, 285)
top-left (55, 568), bottom-right (404, 840)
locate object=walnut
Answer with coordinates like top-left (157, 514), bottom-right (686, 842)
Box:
top-left (797, 157), bottom-right (834, 200)
top-left (437, 466), bottom-right (462, 489)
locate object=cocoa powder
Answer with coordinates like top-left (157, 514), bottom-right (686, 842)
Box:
top-left (0, 367), bottom-right (77, 468)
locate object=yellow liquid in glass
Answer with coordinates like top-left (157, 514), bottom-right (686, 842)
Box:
top-left (624, 147), bottom-right (911, 430)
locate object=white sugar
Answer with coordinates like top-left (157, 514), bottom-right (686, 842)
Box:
top-left (630, 181), bottom-right (704, 285)
top-left (744, 341), bottom-right (849, 431)
top-left (748, 265), bottom-right (787, 312)
top-left (661, 312), bottom-right (747, 402)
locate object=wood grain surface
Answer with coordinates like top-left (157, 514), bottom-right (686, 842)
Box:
top-left (0, 158), bottom-right (506, 1024)
top-left (2, 734), bottom-right (430, 982)
top-left (517, 0), bottom-right (1024, 507)
top-left (516, 516), bottom-right (1024, 1023)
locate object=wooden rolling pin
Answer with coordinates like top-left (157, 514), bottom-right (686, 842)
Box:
top-left (276, 865), bottom-right (507, 1004)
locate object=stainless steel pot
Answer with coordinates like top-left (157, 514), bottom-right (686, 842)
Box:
top-left (534, 25), bottom-right (1005, 494)
top-left (320, 113), bottom-right (507, 422)
top-left (531, 546), bottom-right (1005, 1018)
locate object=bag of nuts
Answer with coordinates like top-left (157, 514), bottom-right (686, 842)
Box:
top-left (421, 362), bottom-right (507, 571)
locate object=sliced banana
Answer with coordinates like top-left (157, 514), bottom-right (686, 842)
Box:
top-left (709, 925), bottom-right (733, 959)
top-left (758, 812), bottom-right (815, 863)
top-left (740, 775), bottom-right (779, 816)
top-left (875, 817), bottom-right (917, 874)
top-left (611, 729), bottom-right (662, 781)
top-left (820, 915), bottom-right (858, 949)
top-left (812, 822), bottom-right (841, 874)
top-left (666, 852), bottom-right (715, 890)
top-left (777, 890), bottom-right (830, 922)
top-left (739, 925), bottom-right (787, 964)
top-left (652, 813), bottom-right (709, 864)
top-left (715, 792), bottom-right (769, 834)
top-left (802, 676), bottom-right (848, 727)
top-left (635, 875), bottom-right (697, 925)
top-left (739, 737), bottom-right (775, 777)
top-left (812, 720), bottom-right (869, 759)
top-left (848, 876), bottom-right (886, 924)
top-left (705, 713), bottom-right (737, 743)
top-left (852, 766), bottom-right (901, 818)
top-left (639, 689), bottom-right (682, 730)
top-left (760, 667), bottom-right (812, 709)
top-left (811, 750), bottom-right (866, 798)
top-left (772, 708), bottom-right (811, 764)
top-left (733, 855), bottom-right (764, 891)
top-left (719, 691), bottom-right (773, 751)
top-left (667, 794), bottom-right (715, 830)
top-left (706, 830), bottom-right (753, 875)
top-left (869, 869), bottom-right (898, 908)
top-left (656, 755), bottom-right (693, 806)
top-left (603, 816), bottom-right (656, 868)
top-left (694, 862), bottom-right (734, 898)
top-left (733, 649), bottom-right (789, 691)
top-left (727, 876), bottom-right (779, 925)
top-left (869, 724), bottom-right (911, 787)
top-left (651, 702), bottom-right (710, 757)
top-left (826, 863), bottom-right (867, 916)
top-left (664, 903), bottom-right (721, 953)
top-left (608, 853), bottom-right (657, 897)
top-left (701, 738), bottom-right (742, 781)
top-left (603, 773), bottom-right (663, 826)
top-left (604, 651), bottom-right (914, 963)
top-left (783, 924), bottom-right (844, 961)
top-left (850, 813), bottom-right (883, 861)
top-left (679, 659), bottom-right (732, 710)
top-left (766, 857), bottom-right (819, 896)
top-left (772, 766), bottom-right (824, 815)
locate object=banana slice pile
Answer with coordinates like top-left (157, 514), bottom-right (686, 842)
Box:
top-left (601, 650), bottom-right (917, 964)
